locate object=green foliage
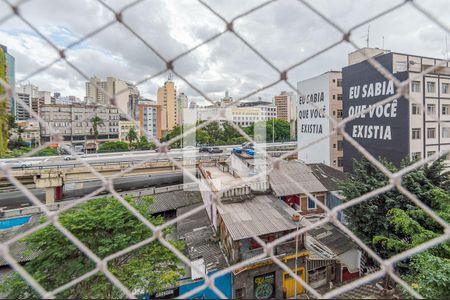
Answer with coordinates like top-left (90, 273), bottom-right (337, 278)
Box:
top-left (163, 119), bottom-right (290, 147)
top-left (340, 156), bottom-right (450, 298)
top-left (35, 147), bottom-right (58, 157)
top-left (135, 136), bottom-right (155, 150)
top-left (0, 196), bottom-right (185, 299)
top-left (248, 119), bottom-right (291, 142)
top-left (98, 141), bottom-right (129, 153)
top-left (0, 48), bottom-right (8, 155)
top-left (126, 127), bottom-right (138, 145)
top-left (90, 115), bottom-right (104, 145)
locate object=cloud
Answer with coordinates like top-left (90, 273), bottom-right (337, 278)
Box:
top-left (0, 0), bottom-right (449, 105)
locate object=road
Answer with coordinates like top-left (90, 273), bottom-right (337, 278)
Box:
top-left (0, 173), bottom-right (183, 210)
top-left (0, 142), bottom-right (297, 170)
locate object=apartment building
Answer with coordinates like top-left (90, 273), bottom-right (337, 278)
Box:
top-left (40, 104), bottom-right (120, 152)
top-left (343, 48), bottom-right (450, 171)
top-left (297, 71), bottom-right (344, 170)
top-left (274, 91), bottom-right (297, 139)
top-left (85, 76), bottom-right (139, 117)
top-left (119, 120), bottom-right (138, 142)
top-left (138, 103), bottom-right (163, 140)
top-left (231, 104), bottom-right (277, 127)
top-left (157, 75), bottom-right (178, 134)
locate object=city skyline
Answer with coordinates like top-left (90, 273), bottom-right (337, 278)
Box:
top-left (1, 0), bottom-right (449, 104)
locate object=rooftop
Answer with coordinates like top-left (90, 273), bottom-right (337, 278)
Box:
top-left (307, 223), bottom-right (356, 256)
top-left (217, 194), bottom-right (298, 241)
top-left (308, 163), bottom-right (347, 192)
top-left (269, 160), bottom-right (327, 196)
top-left (177, 204), bottom-right (228, 272)
top-left (135, 190), bottom-right (203, 214)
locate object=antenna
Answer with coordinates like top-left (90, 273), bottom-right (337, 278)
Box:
top-left (382, 36), bottom-right (385, 49)
top-left (168, 72), bottom-right (173, 81)
top-left (366, 25), bottom-right (370, 48)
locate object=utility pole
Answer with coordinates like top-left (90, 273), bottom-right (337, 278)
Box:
top-left (272, 118), bottom-right (275, 143)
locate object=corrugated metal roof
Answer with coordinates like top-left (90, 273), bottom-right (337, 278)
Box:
top-left (177, 205), bottom-right (228, 272)
top-left (217, 195), bottom-right (298, 241)
top-left (308, 163), bottom-right (347, 192)
top-left (135, 190), bottom-right (202, 214)
top-left (307, 223), bottom-right (356, 255)
top-left (269, 161), bottom-right (327, 196)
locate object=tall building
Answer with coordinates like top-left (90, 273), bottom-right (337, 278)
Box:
top-left (177, 92), bottom-right (188, 124)
top-left (342, 48), bottom-right (450, 171)
top-left (274, 91), bottom-right (297, 139)
top-left (297, 71), bottom-right (344, 170)
top-left (40, 104), bottom-right (120, 152)
top-left (0, 44), bottom-right (15, 114)
top-left (138, 103), bottom-right (163, 140)
top-left (85, 76), bottom-right (139, 117)
top-left (15, 84), bottom-right (39, 120)
top-left (157, 75), bottom-right (178, 133)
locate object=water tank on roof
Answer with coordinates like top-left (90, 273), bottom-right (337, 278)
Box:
top-left (246, 149), bottom-right (255, 156)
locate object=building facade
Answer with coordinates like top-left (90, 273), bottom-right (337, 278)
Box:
top-left (157, 76), bottom-right (178, 134)
top-left (119, 120), bottom-right (138, 142)
top-left (85, 76), bottom-right (139, 117)
top-left (40, 104), bottom-right (120, 152)
top-left (342, 48), bottom-right (450, 171)
top-left (274, 91), bottom-right (297, 139)
top-left (0, 45), bottom-right (15, 114)
top-left (297, 71), bottom-right (344, 170)
top-left (138, 103), bottom-right (162, 140)
top-left (231, 105), bottom-right (277, 127)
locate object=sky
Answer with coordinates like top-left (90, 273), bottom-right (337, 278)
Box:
top-left (0, 0), bottom-right (450, 105)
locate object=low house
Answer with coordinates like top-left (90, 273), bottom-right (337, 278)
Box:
top-left (269, 160), bottom-right (346, 221)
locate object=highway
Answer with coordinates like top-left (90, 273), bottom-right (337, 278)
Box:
top-left (0, 142), bottom-right (297, 170)
top-left (0, 173), bottom-right (184, 210)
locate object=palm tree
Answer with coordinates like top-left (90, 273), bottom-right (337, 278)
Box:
top-left (90, 115), bottom-right (104, 151)
top-left (126, 127), bottom-right (138, 147)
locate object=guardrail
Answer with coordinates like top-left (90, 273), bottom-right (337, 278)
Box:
top-left (0, 182), bottom-right (199, 218)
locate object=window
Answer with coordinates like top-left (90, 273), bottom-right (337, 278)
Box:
top-left (443, 104), bottom-right (450, 115)
top-left (337, 140), bottom-right (343, 151)
top-left (337, 94), bottom-right (343, 100)
top-left (411, 152), bottom-right (422, 160)
top-left (412, 81), bottom-right (421, 93)
top-left (411, 104), bottom-right (421, 115)
top-left (443, 83), bottom-right (449, 94)
top-left (427, 104), bottom-right (436, 116)
top-left (443, 127), bottom-right (450, 138)
top-left (337, 79), bottom-right (342, 87)
top-left (427, 81), bottom-right (436, 93)
top-left (337, 157), bottom-right (343, 167)
top-left (332, 95), bottom-right (336, 100)
top-left (412, 128), bottom-right (421, 139)
top-left (427, 151), bottom-right (436, 157)
top-left (337, 109), bottom-right (343, 118)
top-left (235, 288), bottom-right (244, 299)
top-left (427, 127), bottom-right (436, 139)
top-left (307, 197), bottom-right (317, 210)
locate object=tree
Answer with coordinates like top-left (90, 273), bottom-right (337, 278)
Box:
top-left (0, 196), bottom-right (185, 298)
top-left (246, 119), bottom-right (291, 143)
top-left (98, 141), bottom-right (129, 153)
top-left (126, 127), bottom-right (138, 146)
top-left (135, 136), bottom-right (155, 150)
top-left (339, 157), bottom-right (444, 246)
top-left (372, 189), bottom-right (450, 298)
top-left (0, 47), bottom-right (8, 156)
top-left (90, 115), bottom-right (104, 150)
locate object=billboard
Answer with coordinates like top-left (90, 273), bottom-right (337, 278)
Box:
top-left (297, 73), bottom-right (330, 165)
top-left (253, 272), bottom-right (276, 299)
top-left (342, 57), bottom-right (409, 172)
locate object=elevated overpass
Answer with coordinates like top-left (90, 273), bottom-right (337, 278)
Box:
top-left (1, 144), bottom-right (298, 203)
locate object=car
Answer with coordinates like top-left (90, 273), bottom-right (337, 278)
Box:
top-left (199, 146), bottom-right (210, 153)
top-left (208, 147), bottom-right (223, 154)
top-left (242, 142), bottom-right (254, 150)
top-left (182, 146), bottom-right (196, 152)
top-left (7, 161), bottom-right (32, 168)
top-left (64, 155), bottom-right (76, 161)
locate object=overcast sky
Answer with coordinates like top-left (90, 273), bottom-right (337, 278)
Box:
top-left (0, 0), bottom-right (449, 105)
